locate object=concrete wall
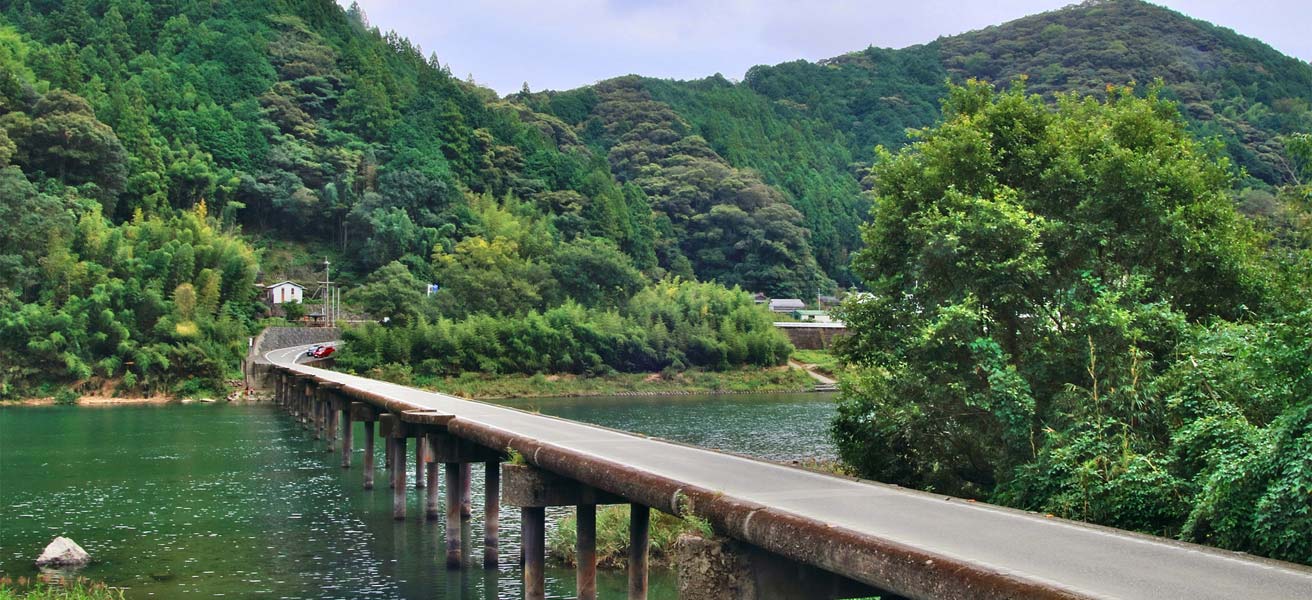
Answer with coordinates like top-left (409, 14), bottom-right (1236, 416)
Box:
top-left (777, 325), bottom-right (848, 350)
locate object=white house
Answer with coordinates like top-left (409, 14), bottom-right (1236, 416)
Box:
top-left (266, 281), bottom-right (304, 304)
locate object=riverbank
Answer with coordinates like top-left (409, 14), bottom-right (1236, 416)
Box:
top-left (4, 379), bottom-right (256, 407)
top-left (4, 395), bottom-right (175, 407)
top-left (400, 367), bottom-right (815, 400)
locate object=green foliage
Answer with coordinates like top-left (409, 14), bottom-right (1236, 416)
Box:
top-left (0, 197), bottom-right (260, 398)
top-left (834, 80), bottom-right (1309, 564)
top-left (280, 300), bottom-right (306, 322)
top-left (546, 505), bottom-right (693, 569)
top-left (53, 388), bottom-right (78, 405)
top-left (349, 260), bottom-right (425, 326)
top-left (338, 278), bottom-right (791, 378)
top-left (0, 581), bottom-right (125, 600)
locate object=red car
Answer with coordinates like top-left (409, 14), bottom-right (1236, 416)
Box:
top-left (305, 345), bottom-right (335, 359)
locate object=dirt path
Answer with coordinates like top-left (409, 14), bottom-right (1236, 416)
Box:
top-left (788, 359), bottom-right (837, 385)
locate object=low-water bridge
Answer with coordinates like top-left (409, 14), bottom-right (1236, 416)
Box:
top-left (258, 343), bottom-right (1312, 600)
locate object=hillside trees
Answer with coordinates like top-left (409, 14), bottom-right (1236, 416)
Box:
top-left (832, 80), bottom-right (1309, 563)
top-left (569, 78), bottom-right (827, 297)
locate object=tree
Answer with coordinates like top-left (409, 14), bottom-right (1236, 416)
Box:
top-left (431, 236), bottom-right (546, 318)
top-left (834, 81), bottom-right (1270, 498)
top-left (547, 237), bottom-right (644, 308)
top-left (350, 261), bottom-right (425, 325)
top-left (0, 167), bottom-right (73, 299)
top-left (281, 299), bottom-right (305, 322)
top-left (6, 90), bottom-right (128, 212)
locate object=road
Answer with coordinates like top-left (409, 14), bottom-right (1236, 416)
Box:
top-left (266, 344), bottom-right (1312, 600)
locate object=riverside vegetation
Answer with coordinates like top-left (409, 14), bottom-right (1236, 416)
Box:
top-left (0, 0), bottom-right (1310, 568)
top-left (0, 581), bottom-right (124, 600)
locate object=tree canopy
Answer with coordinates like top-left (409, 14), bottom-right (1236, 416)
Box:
top-left (833, 81), bottom-right (1311, 564)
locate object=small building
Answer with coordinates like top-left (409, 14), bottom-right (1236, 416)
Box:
top-left (768, 298), bottom-right (806, 312)
top-left (266, 281), bottom-right (304, 304)
top-left (790, 309), bottom-right (833, 323)
top-left (752, 292), bottom-right (769, 304)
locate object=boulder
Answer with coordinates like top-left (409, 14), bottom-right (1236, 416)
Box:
top-left (35, 537), bottom-right (90, 567)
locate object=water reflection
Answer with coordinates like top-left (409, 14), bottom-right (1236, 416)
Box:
top-left (0, 393), bottom-right (834, 598)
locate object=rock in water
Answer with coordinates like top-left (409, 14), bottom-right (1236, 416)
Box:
top-left (35, 537), bottom-right (90, 567)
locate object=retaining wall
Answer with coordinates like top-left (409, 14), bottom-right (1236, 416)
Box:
top-left (776, 324), bottom-right (848, 350)
top-left (243, 326), bottom-right (341, 389)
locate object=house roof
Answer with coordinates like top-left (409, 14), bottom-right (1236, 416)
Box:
top-left (769, 298), bottom-right (806, 309)
top-left (266, 281), bottom-right (304, 289)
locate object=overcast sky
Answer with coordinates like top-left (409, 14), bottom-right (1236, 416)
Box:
top-left (343, 1), bottom-right (1311, 95)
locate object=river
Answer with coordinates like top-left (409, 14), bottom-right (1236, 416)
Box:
top-left (0, 392), bottom-right (836, 599)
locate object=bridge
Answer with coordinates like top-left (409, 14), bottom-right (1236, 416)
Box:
top-left (259, 342), bottom-right (1312, 600)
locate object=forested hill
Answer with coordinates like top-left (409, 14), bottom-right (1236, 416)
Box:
top-left (1, 0), bottom-right (1309, 397)
top-left (743, 0), bottom-right (1312, 183)
top-left (0, 0), bottom-right (822, 398)
top-left (520, 0), bottom-right (1312, 283)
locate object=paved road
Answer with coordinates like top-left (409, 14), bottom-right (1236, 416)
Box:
top-left (266, 344), bottom-right (1312, 600)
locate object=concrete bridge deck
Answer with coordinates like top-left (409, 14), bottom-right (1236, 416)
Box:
top-left (264, 344), bottom-right (1312, 600)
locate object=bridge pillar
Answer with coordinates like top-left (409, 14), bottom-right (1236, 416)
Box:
top-left (313, 391), bottom-right (322, 440)
top-left (390, 435), bottom-right (407, 518)
top-left (424, 431), bottom-right (501, 569)
top-left (445, 462), bottom-right (463, 568)
top-left (339, 399), bottom-right (353, 468)
top-left (484, 461), bottom-right (500, 568)
top-left (300, 378), bottom-right (314, 429)
top-left (522, 505), bottom-right (546, 600)
top-left (379, 413), bottom-right (411, 520)
top-left (502, 463), bottom-right (627, 600)
top-left (425, 462), bottom-right (440, 520)
top-left (414, 435), bottom-right (427, 489)
top-left (351, 403), bottom-right (380, 490)
top-left (629, 504), bottom-right (650, 600)
top-left (319, 383), bottom-right (343, 453)
top-left (384, 430), bottom-right (393, 471)
top-left (577, 503), bottom-right (597, 600)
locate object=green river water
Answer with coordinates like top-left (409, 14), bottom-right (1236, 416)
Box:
top-left (0, 392), bottom-right (836, 599)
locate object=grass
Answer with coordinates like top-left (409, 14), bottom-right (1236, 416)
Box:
top-left (790, 349), bottom-right (842, 377)
top-left (400, 367), bottom-right (815, 400)
top-left (546, 505), bottom-right (707, 569)
top-left (0, 579), bottom-right (124, 600)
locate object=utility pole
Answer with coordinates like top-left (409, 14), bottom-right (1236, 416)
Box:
top-left (321, 258), bottom-right (333, 327)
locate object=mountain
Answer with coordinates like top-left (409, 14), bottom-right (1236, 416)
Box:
top-left (519, 0), bottom-right (1312, 284)
top-left (1, 0), bottom-right (1309, 396)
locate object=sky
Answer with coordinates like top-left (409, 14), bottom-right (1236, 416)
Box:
top-left (343, 1), bottom-right (1312, 95)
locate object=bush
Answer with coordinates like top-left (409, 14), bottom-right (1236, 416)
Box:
top-left (53, 388), bottom-right (78, 405)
